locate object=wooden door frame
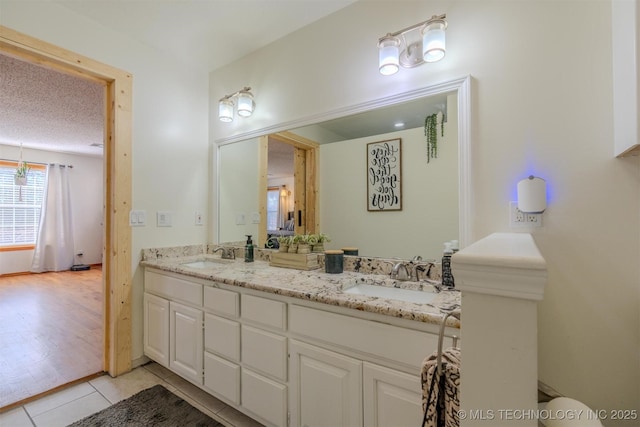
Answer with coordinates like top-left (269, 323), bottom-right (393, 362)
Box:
top-left (0, 26), bottom-right (132, 376)
top-left (258, 131), bottom-right (319, 247)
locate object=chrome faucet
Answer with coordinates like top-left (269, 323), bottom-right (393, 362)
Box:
top-left (414, 262), bottom-right (435, 281)
top-left (213, 246), bottom-right (235, 260)
top-left (390, 262), bottom-right (412, 281)
top-left (414, 261), bottom-right (443, 292)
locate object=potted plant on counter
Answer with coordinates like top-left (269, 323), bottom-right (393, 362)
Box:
top-left (277, 235), bottom-right (290, 253)
top-left (297, 234), bottom-right (312, 254)
top-left (287, 235), bottom-right (300, 254)
top-left (311, 233), bottom-right (331, 253)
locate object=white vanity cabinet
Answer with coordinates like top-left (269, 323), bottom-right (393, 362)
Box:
top-left (144, 270), bottom-right (204, 385)
top-left (239, 294), bottom-right (289, 427)
top-left (288, 304), bottom-right (445, 427)
top-left (143, 267), bottom-right (456, 427)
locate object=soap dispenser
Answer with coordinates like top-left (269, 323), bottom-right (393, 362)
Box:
top-left (244, 235), bottom-right (254, 263)
top-left (441, 242), bottom-right (455, 288)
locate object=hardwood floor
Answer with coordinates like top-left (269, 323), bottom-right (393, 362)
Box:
top-left (0, 266), bottom-right (103, 411)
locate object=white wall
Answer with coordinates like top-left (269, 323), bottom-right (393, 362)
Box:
top-left (1, 1), bottom-right (210, 362)
top-left (209, 1), bottom-right (640, 424)
top-left (0, 145), bottom-right (103, 274)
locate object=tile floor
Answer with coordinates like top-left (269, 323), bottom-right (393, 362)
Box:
top-left (0, 362), bottom-right (263, 427)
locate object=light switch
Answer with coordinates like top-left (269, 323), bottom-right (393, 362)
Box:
top-left (235, 213), bottom-right (245, 225)
top-left (195, 211), bottom-right (204, 226)
top-left (251, 212), bottom-right (260, 224)
top-left (129, 210), bottom-right (146, 226)
top-left (157, 211), bottom-right (172, 227)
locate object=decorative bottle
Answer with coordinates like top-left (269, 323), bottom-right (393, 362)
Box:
top-left (245, 235), bottom-right (254, 263)
top-left (441, 242), bottom-right (455, 288)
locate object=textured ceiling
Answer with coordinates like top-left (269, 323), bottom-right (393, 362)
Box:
top-left (0, 53), bottom-right (105, 157)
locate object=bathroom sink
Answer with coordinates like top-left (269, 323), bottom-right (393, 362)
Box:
top-left (181, 259), bottom-right (232, 269)
top-left (343, 283), bottom-right (436, 304)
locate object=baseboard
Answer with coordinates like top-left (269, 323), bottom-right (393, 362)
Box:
top-left (538, 380), bottom-right (564, 402)
top-left (132, 355), bottom-right (151, 369)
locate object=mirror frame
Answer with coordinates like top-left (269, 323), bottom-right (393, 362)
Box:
top-left (213, 75), bottom-right (472, 250)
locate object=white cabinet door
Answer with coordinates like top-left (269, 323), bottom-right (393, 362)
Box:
top-left (363, 362), bottom-right (423, 427)
top-left (289, 340), bottom-right (362, 427)
top-left (143, 292), bottom-right (169, 367)
top-left (169, 301), bottom-right (203, 384)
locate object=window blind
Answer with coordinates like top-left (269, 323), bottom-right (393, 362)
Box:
top-left (0, 162), bottom-right (46, 246)
top-left (266, 187), bottom-right (280, 231)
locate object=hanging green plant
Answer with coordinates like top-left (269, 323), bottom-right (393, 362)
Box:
top-left (424, 112), bottom-right (445, 163)
top-left (14, 161), bottom-right (30, 186)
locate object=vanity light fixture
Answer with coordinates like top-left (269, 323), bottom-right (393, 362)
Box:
top-left (218, 87), bottom-right (255, 122)
top-left (378, 14), bottom-right (447, 76)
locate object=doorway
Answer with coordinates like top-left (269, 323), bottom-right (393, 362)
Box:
top-left (258, 131), bottom-right (319, 247)
top-left (0, 26), bottom-right (132, 381)
top-left (0, 51), bottom-right (106, 409)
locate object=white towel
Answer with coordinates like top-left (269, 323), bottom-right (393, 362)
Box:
top-left (421, 347), bottom-right (461, 427)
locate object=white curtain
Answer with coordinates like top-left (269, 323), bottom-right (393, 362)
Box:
top-left (31, 165), bottom-right (75, 273)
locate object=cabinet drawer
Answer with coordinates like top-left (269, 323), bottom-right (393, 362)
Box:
top-left (204, 352), bottom-right (240, 405)
top-left (204, 286), bottom-right (239, 318)
top-left (145, 270), bottom-right (202, 306)
top-left (241, 294), bottom-right (286, 331)
top-left (241, 325), bottom-right (287, 381)
top-left (290, 305), bottom-right (448, 369)
top-left (204, 313), bottom-right (240, 362)
top-left (241, 369), bottom-right (287, 427)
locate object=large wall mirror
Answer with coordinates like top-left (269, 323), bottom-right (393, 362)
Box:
top-left (215, 76), bottom-right (471, 261)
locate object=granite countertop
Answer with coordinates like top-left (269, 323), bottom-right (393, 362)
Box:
top-left (141, 253), bottom-right (460, 329)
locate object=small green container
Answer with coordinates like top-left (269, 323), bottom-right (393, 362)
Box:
top-left (324, 250), bottom-right (344, 274)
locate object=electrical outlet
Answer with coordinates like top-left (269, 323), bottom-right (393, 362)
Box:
top-left (525, 212), bottom-right (542, 227)
top-left (157, 211), bottom-right (172, 227)
top-left (509, 202), bottom-right (526, 227)
top-left (509, 202), bottom-right (543, 228)
top-left (195, 211), bottom-right (204, 226)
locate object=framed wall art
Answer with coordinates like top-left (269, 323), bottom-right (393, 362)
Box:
top-left (366, 138), bottom-right (402, 211)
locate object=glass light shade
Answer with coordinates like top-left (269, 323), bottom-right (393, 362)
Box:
top-left (378, 35), bottom-right (400, 76)
top-left (237, 91), bottom-right (254, 117)
top-left (422, 21), bottom-right (446, 63)
top-left (219, 98), bottom-right (234, 122)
